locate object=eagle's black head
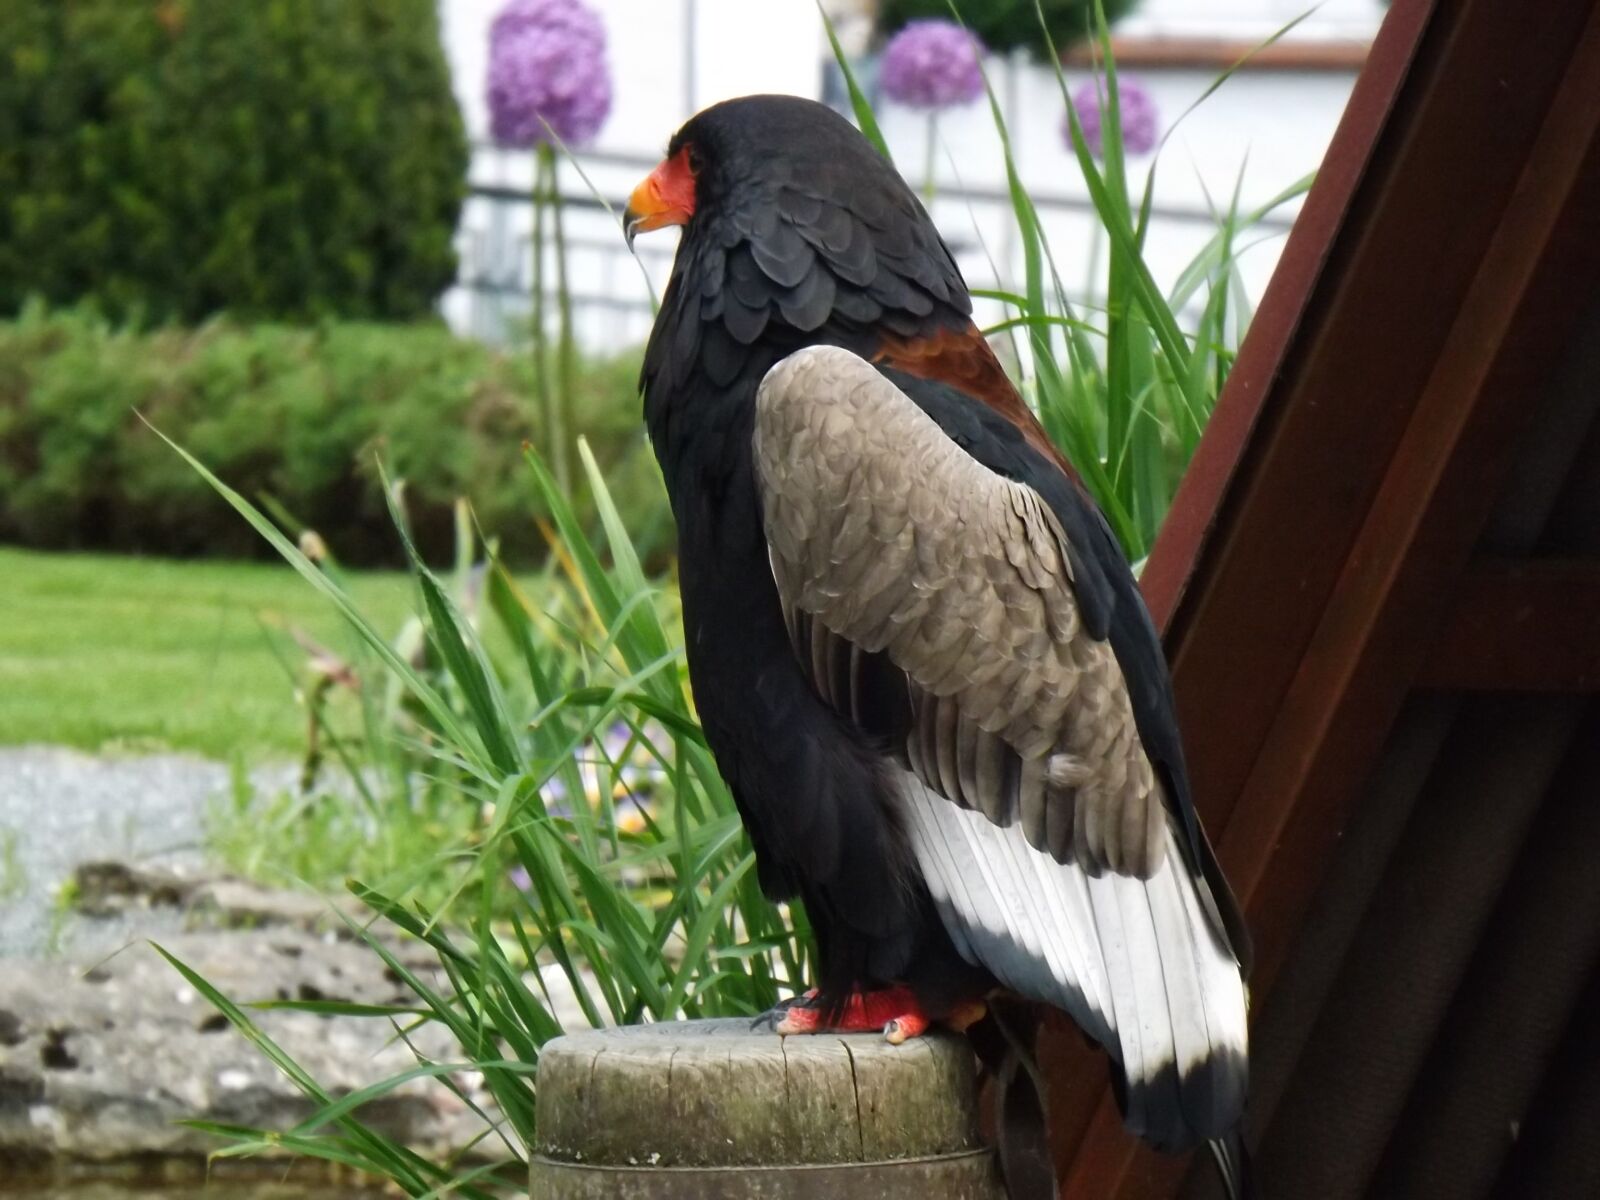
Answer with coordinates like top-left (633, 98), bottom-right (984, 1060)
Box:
top-left (624, 95), bottom-right (898, 250)
top-left (627, 94), bottom-right (971, 417)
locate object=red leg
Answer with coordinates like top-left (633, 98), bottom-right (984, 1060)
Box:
top-left (774, 986), bottom-right (934, 1042)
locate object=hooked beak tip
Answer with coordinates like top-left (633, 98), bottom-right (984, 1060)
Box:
top-left (625, 157), bottom-right (694, 250)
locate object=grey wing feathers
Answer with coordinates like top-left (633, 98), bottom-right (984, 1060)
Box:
top-left (753, 345), bottom-right (1250, 1150)
top-left (755, 343), bottom-right (1162, 878)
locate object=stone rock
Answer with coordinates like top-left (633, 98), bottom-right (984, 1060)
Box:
top-left (69, 861), bottom-right (359, 934)
top-left (0, 928), bottom-right (507, 1166)
top-left (186, 877), bottom-right (349, 931)
top-left (71, 861), bottom-right (196, 918)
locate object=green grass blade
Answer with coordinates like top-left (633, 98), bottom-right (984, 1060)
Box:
top-left (818, 2), bottom-right (891, 159)
top-left (377, 472), bottom-right (522, 776)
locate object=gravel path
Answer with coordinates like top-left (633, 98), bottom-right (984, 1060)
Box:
top-left (0, 746), bottom-right (295, 957)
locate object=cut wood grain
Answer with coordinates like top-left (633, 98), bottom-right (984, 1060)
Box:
top-left (529, 1018), bottom-right (1003, 1199)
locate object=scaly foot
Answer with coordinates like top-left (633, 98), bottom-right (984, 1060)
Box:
top-left (750, 988), bottom-right (818, 1032)
top-left (771, 985), bottom-right (939, 1043)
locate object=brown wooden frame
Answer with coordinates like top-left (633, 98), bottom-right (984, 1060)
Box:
top-left (1046, 0), bottom-right (1600, 1193)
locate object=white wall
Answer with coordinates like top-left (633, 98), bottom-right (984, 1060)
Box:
top-left (436, 0), bottom-right (1388, 346)
top-left (1126, 0), bottom-right (1382, 39)
top-left (438, 0), bottom-right (823, 345)
top-left (901, 60), bottom-right (1359, 319)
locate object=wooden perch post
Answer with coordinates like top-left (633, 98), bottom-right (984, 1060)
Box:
top-left (529, 1017), bottom-right (1004, 1199)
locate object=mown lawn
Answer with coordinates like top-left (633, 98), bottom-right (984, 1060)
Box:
top-left (0, 547), bottom-right (419, 760)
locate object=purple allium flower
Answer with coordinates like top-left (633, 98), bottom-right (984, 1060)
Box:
top-left (879, 20), bottom-right (986, 111)
top-left (1065, 76), bottom-right (1160, 159)
top-left (487, 0), bottom-right (612, 148)
top-left (509, 865), bottom-right (533, 892)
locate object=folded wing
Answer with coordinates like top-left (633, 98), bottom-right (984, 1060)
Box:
top-left (753, 345), bottom-right (1249, 1149)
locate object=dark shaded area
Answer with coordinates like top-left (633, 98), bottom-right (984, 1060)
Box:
top-left (39, 1030), bottom-right (77, 1072)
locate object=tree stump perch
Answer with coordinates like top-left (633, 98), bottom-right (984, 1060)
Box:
top-left (530, 1018), bottom-right (1005, 1199)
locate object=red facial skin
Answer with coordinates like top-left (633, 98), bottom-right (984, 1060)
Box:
top-left (625, 146), bottom-right (697, 241)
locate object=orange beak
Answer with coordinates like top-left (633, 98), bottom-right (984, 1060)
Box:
top-left (624, 148), bottom-right (697, 249)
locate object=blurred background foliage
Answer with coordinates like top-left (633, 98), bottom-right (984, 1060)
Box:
top-left (876, 0), bottom-right (1142, 57)
top-left (0, 0), bottom-right (467, 324)
top-left (0, 305), bottom-right (668, 567)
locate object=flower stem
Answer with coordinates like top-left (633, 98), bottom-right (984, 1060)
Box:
top-left (548, 146), bottom-right (578, 500)
top-left (1085, 223), bottom-right (1103, 309)
top-left (534, 145), bottom-right (573, 494)
top-left (530, 150), bottom-right (557, 491)
top-left (923, 113), bottom-right (937, 205)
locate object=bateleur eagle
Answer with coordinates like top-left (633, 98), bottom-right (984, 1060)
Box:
top-left (625, 94), bottom-right (1253, 1199)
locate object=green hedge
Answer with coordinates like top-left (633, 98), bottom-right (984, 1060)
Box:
top-left (0, 307), bottom-right (668, 567)
top-left (877, 0), bottom-right (1141, 57)
top-left (0, 0), bottom-right (467, 324)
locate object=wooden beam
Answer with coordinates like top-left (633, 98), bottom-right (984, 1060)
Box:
top-left (1152, 0), bottom-right (1600, 831)
top-left (1418, 560), bottom-right (1600, 691)
top-left (1216, 0), bottom-right (1600, 1000)
top-left (1059, 0), bottom-right (1600, 1195)
top-left (1138, 0), bottom-right (1442, 640)
top-left (1055, 0), bottom-right (1438, 1184)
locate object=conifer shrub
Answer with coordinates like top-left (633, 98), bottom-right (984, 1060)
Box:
top-left (0, 0), bottom-right (468, 323)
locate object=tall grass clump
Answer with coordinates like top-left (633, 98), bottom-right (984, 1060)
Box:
top-left (165, 6), bottom-right (1306, 1192)
top-left (836, 2), bottom-right (1309, 559)
top-left (1013, 10), bottom-right (1309, 559)
top-left (162, 437), bottom-right (808, 1194)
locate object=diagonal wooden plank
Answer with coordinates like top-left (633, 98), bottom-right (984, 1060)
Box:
top-left (1219, 0), bottom-right (1600, 1007)
top-left (1148, 0), bottom-right (1599, 834)
top-left (1057, 1), bottom-right (1600, 1196)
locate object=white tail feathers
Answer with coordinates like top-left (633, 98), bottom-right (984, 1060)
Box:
top-left (901, 773), bottom-right (1248, 1151)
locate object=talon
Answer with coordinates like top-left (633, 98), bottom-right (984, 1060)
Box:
top-left (763, 987), bottom-right (986, 1043)
top-left (757, 988), bottom-right (821, 1032)
top-left (884, 1012), bottom-right (930, 1044)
